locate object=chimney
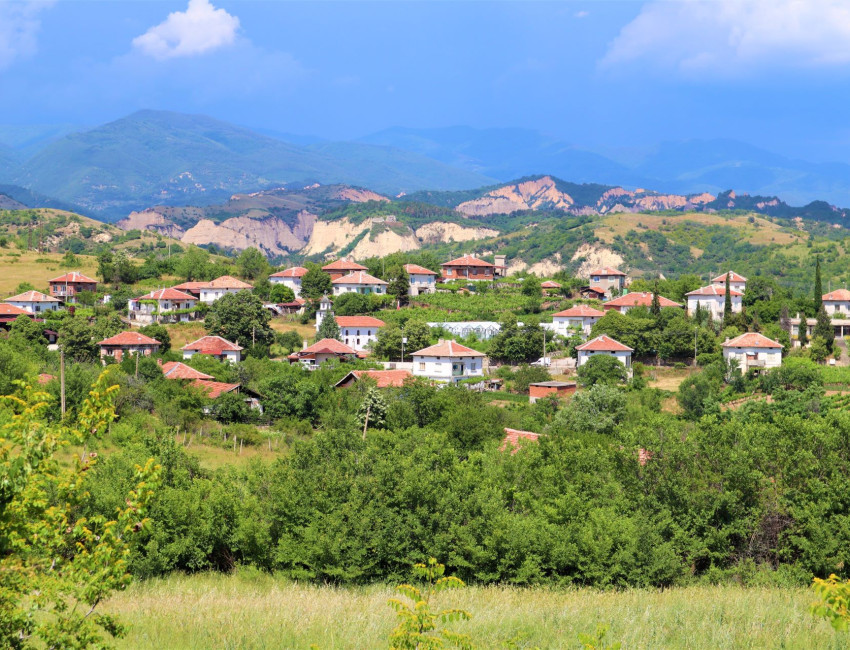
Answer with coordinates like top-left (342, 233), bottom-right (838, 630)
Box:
top-left (302, 340), bottom-right (308, 350)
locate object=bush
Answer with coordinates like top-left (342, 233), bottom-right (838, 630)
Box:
top-left (577, 355), bottom-right (628, 387)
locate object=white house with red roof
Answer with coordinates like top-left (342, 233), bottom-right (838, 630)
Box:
top-left (711, 271), bottom-right (747, 294)
top-left (332, 271), bottom-right (388, 296)
top-left (603, 292), bottom-right (683, 314)
top-left (587, 267), bottom-right (627, 295)
top-left (288, 338), bottom-right (359, 369)
top-left (334, 315), bottom-right (385, 352)
top-left (198, 276), bottom-right (254, 304)
top-left (269, 266), bottom-right (308, 298)
top-left (404, 264), bottom-right (437, 296)
top-left (552, 304), bottom-right (605, 337)
top-left (722, 332), bottom-right (782, 373)
top-left (575, 335), bottom-right (633, 370)
top-left (322, 258), bottom-right (368, 281)
top-left (48, 271), bottom-right (97, 303)
top-left (0, 303), bottom-right (34, 325)
top-left (128, 288), bottom-right (198, 324)
top-left (686, 285), bottom-right (742, 320)
top-left (182, 335), bottom-right (243, 363)
top-left (410, 339), bottom-right (485, 383)
top-left (98, 331), bottom-right (161, 362)
top-left (4, 290), bottom-right (61, 314)
top-left (822, 289), bottom-right (850, 317)
top-left (440, 255), bottom-right (496, 281)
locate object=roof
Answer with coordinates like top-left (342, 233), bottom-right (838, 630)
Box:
top-left (604, 292), bottom-right (683, 309)
top-left (335, 316), bottom-right (386, 327)
top-left (553, 304), bottom-right (605, 318)
top-left (500, 428), bottom-right (542, 454)
top-left (202, 275), bottom-right (253, 290)
top-left (442, 254), bottom-right (495, 268)
top-left (823, 289), bottom-right (850, 301)
top-left (722, 332), bottom-right (783, 349)
top-left (5, 290), bottom-right (60, 303)
top-left (331, 271), bottom-right (388, 286)
top-left (335, 369), bottom-right (414, 388)
top-left (712, 271), bottom-right (748, 283)
top-left (183, 335), bottom-right (243, 353)
top-left (0, 303), bottom-right (33, 317)
top-left (270, 266), bottom-right (308, 278)
top-left (576, 335), bottom-right (633, 352)
top-left (49, 271), bottom-right (96, 284)
top-left (300, 338), bottom-right (358, 355)
top-left (540, 281), bottom-right (562, 288)
top-left (404, 264), bottom-right (437, 275)
top-left (410, 339), bottom-right (485, 357)
top-left (588, 267), bottom-right (626, 277)
top-left (172, 281), bottom-right (207, 291)
top-left (161, 361), bottom-right (214, 381)
top-left (98, 331), bottom-right (161, 346)
top-left (686, 285), bottom-right (743, 298)
top-left (529, 381), bottom-right (577, 388)
top-left (322, 258), bottom-right (367, 272)
top-left (135, 288), bottom-right (197, 301)
top-left (191, 380), bottom-right (240, 399)
top-left (37, 373), bottom-right (55, 385)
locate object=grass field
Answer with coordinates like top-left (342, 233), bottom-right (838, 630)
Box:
top-left (0, 250), bottom-right (99, 296)
top-left (103, 572), bottom-right (850, 649)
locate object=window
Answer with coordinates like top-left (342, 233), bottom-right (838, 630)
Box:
top-left (419, 362), bottom-right (426, 371)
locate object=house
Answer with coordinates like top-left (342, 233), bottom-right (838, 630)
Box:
top-left (48, 271), bottom-right (97, 303)
top-left (128, 288), bottom-right (199, 324)
top-left (440, 255), bottom-right (496, 282)
top-left (331, 271), bottom-right (388, 296)
top-left (579, 286), bottom-right (607, 300)
top-left (0, 303), bottom-right (34, 326)
top-left (722, 332), bottom-right (783, 373)
top-left (269, 266), bottom-right (308, 298)
top-left (711, 271), bottom-right (747, 294)
top-left (552, 304), bottom-right (605, 337)
top-left (586, 267), bottom-right (627, 295)
top-left (500, 428), bottom-right (541, 454)
top-left (822, 289), bottom-right (850, 318)
top-left (404, 264), bottom-right (437, 296)
top-left (576, 335), bottom-right (633, 370)
top-left (198, 276), bottom-right (254, 304)
top-left (334, 369), bottom-right (413, 388)
top-left (686, 285), bottom-right (743, 320)
top-left (410, 339), bottom-right (485, 383)
top-left (528, 381), bottom-right (576, 403)
top-left (171, 281), bottom-right (207, 299)
top-left (182, 335), bottom-right (243, 363)
top-left (287, 338), bottom-right (359, 369)
top-left (322, 258), bottom-right (367, 281)
top-left (159, 361), bottom-right (262, 412)
top-left (540, 280), bottom-right (562, 295)
top-left (4, 290), bottom-right (61, 314)
top-left (603, 292), bottom-right (683, 314)
top-left (335, 315), bottom-right (385, 352)
top-left (98, 331), bottom-right (161, 362)
top-left (160, 361), bottom-right (214, 381)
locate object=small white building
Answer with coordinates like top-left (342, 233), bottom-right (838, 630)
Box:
top-left (722, 332), bottom-right (782, 373)
top-left (575, 335), bottom-right (633, 369)
top-left (128, 288), bottom-right (198, 324)
top-left (552, 304), bottom-right (605, 337)
top-left (4, 290), bottom-right (61, 314)
top-left (332, 271), bottom-right (388, 296)
top-left (198, 276), bottom-right (254, 304)
top-left (335, 316), bottom-right (385, 352)
top-left (823, 289), bottom-right (850, 318)
top-left (269, 266), bottom-right (307, 298)
top-left (410, 339), bottom-right (485, 383)
top-left (686, 285), bottom-right (743, 320)
top-left (404, 264), bottom-right (437, 296)
top-left (182, 335), bottom-right (243, 363)
top-left (712, 271), bottom-right (747, 294)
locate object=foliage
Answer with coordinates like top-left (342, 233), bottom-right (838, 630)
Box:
top-left (550, 384), bottom-right (627, 435)
top-left (138, 323), bottom-right (171, 352)
top-left (268, 283), bottom-right (295, 303)
top-left (677, 372), bottom-right (719, 420)
top-left (813, 305), bottom-right (835, 351)
top-left (205, 291), bottom-right (274, 353)
top-left (317, 313), bottom-right (341, 342)
top-left (59, 318), bottom-right (98, 363)
top-left (812, 574), bottom-right (850, 631)
top-left (512, 365), bottom-right (551, 393)
top-left (388, 267), bottom-right (411, 306)
top-left (358, 387), bottom-right (388, 433)
top-left (521, 275), bottom-right (541, 298)
top-left (373, 321), bottom-right (432, 361)
top-left (577, 355), bottom-right (628, 387)
top-left (488, 319), bottom-right (543, 363)
top-left (300, 263), bottom-right (332, 301)
top-left (236, 247), bottom-right (269, 281)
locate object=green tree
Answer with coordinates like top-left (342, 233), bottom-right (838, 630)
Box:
top-left (373, 322), bottom-right (432, 360)
top-left (317, 313), bottom-right (341, 341)
top-left (300, 263), bottom-right (332, 300)
top-left (723, 273), bottom-right (733, 323)
top-left (810, 336), bottom-right (830, 364)
top-left (334, 292), bottom-right (372, 315)
top-left (577, 354), bottom-right (629, 387)
top-left (174, 246), bottom-right (210, 281)
top-left (139, 323), bottom-right (171, 352)
top-left (237, 247), bottom-right (269, 281)
top-left (814, 304), bottom-right (835, 352)
top-left (521, 275), bottom-right (542, 298)
top-left (275, 329), bottom-right (304, 353)
top-left (268, 284), bottom-right (296, 303)
top-left (59, 318), bottom-right (98, 362)
top-left (358, 387), bottom-right (388, 434)
top-left (513, 364), bottom-right (551, 393)
top-left (677, 372), bottom-right (718, 420)
top-left (387, 267), bottom-right (411, 306)
top-left (815, 255), bottom-right (823, 311)
top-left (650, 281), bottom-right (661, 319)
top-left (550, 384), bottom-right (627, 435)
top-left (96, 251), bottom-right (114, 284)
top-left (205, 291), bottom-right (274, 352)
top-left (799, 316), bottom-right (809, 346)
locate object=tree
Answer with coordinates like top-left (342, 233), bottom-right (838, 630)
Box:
top-left (174, 246), bottom-right (210, 281)
top-left (577, 354), bottom-right (629, 387)
top-left (268, 284), bottom-right (295, 303)
top-left (334, 292), bottom-right (371, 315)
top-left (677, 373), bottom-right (718, 420)
top-left (373, 321), bottom-right (432, 360)
top-left (300, 263), bottom-right (332, 300)
top-left (799, 316), bottom-right (809, 346)
top-left (650, 281), bottom-right (661, 319)
top-left (358, 387), bottom-right (388, 434)
top-left (815, 255), bottom-right (823, 312)
top-left (810, 336), bottom-right (830, 364)
top-left (521, 275), bottom-right (542, 298)
top-left (723, 273), bottom-right (733, 324)
top-left (0, 372), bottom-right (160, 648)
top-left (513, 364), bottom-right (551, 393)
top-left (316, 313), bottom-right (341, 341)
top-left (275, 329), bottom-right (304, 354)
top-left (96, 251), bottom-right (114, 284)
top-left (550, 384), bottom-right (627, 435)
top-left (139, 323), bottom-right (171, 352)
top-left (814, 304), bottom-right (835, 352)
top-left (237, 247), bottom-right (269, 281)
top-left (59, 318), bottom-right (97, 362)
top-left (205, 291), bottom-right (274, 352)
top-left (387, 267), bottom-right (410, 306)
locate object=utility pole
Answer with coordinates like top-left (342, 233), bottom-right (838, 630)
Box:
top-left (543, 328), bottom-right (547, 365)
top-left (135, 352), bottom-right (139, 379)
top-left (60, 347), bottom-right (66, 416)
top-left (693, 327), bottom-right (698, 367)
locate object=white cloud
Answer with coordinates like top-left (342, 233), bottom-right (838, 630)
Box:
top-left (0, 1), bottom-right (53, 71)
top-left (602, 0), bottom-right (850, 75)
top-left (574, 11), bottom-right (589, 19)
top-left (133, 0), bottom-right (240, 60)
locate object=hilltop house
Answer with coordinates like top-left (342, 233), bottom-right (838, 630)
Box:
top-left (269, 266), bottom-right (307, 298)
top-left (332, 271), bottom-right (388, 296)
top-left (603, 292), bottom-right (683, 314)
top-left (722, 332), bottom-right (782, 373)
top-left (182, 335), bottom-right (243, 363)
top-left (575, 335), bottom-right (633, 370)
top-left (440, 255), bottom-right (496, 282)
top-left (686, 285), bottom-right (743, 320)
top-left (48, 271), bottom-right (97, 304)
top-left (128, 288), bottom-right (198, 324)
top-left (404, 264), bottom-right (437, 296)
top-left (552, 304), bottom-right (605, 337)
top-left (198, 276), bottom-right (253, 304)
top-left (322, 258), bottom-right (367, 281)
top-left (587, 267), bottom-right (627, 296)
top-left (335, 315), bottom-right (385, 352)
top-left (712, 271), bottom-right (747, 294)
top-left (410, 339), bottom-right (485, 383)
top-left (4, 290), bottom-right (61, 314)
top-left (98, 331), bottom-right (161, 362)
top-left (288, 338), bottom-right (359, 369)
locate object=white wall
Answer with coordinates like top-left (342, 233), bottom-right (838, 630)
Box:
top-left (341, 326), bottom-right (380, 351)
top-left (553, 316), bottom-right (598, 337)
top-left (411, 355), bottom-right (484, 382)
top-left (687, 295), bottom-right (742, 320)
top-left (712, 281), bottom-right (746, 293)
top-left (333, 283), bottom-right (385, 296)
top-left (723, 346), bottom-right (781, 372)
top-left (825, 300), bottom-right (850, 317)
top-left (408, 274), bottom-right (436, 296)
top-left (577, 349), bottom-right (631, 368)
top-left (270, 276), bottom-right (302, 298)
top-left (183, 349), bottom-right (241, 364)
top-left (199, 288), bottom-right (244, 304)
top-left (6, 300), bottom-right (58, 313)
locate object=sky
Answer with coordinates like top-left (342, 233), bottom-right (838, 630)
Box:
top-left (2, 0), bottom-right (850, 162)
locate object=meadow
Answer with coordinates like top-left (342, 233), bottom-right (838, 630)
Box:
top-left (104, 572), bottom-right (849, 649)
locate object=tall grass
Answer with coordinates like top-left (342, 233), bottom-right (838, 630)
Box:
top-left (104, 571), bottom-right (849, 649)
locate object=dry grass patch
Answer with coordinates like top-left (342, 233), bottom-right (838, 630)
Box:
top-left (648, 367), bottom-right (698, 392)
top-left (164, 322), bottom-right (209, 349)
top-left (0, 251), bottom-right (99, 296)
top-left (270, 318), bottom-right (315, 342)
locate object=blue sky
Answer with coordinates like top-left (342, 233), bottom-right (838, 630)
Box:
top-left (2, 0), bottom-right (850, 162)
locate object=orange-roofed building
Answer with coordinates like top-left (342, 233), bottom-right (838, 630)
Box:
top-left (686, 285), bottom-right (742, 320)
top-left (528, 381), bottom-right (576, 403)
top-left (552, 304), bottom-right (605, 336)
top-left (440, 255), bottom-right (495, 282)
top-left (171, 281), bottom-right (207, 298)
top-left (404, 263), bottom-right (438, 296)
top-left (198, 276), bottom-right (254, 304)
top-left (410, 339), bottom-right (485, 383)
top-left (603, 292), bottom-right (683, 314)
top-left (128, 288), bottom-right (199, 324)
top-left (540, 280), bottom-right (562, 295)
top-left (322, 258), bottom-right (367, 280)
top-left (575, 335), bottom-right (632, 370)
top-left (586, 267), bottom-right (627, 295)
top-left (0, 303), bottom-right (34, 324)
top-left (722, 332), bottom-right (782, 373)
top-left (269, 266), bottom-right (308, 298)
top-left (98, 331), bottom-right (161, 362)
top-left (288, 338), bottom-right (359, 369)
top-left (331, 271), bottom-right (387, 296)
top-left (711, 271), bottom-right (747, 294)
top-left (334, 369), bottom-right (414, 388)
top-left (48, 271), bottom-right (97, 304)
top-left (160, 361), bottom-right (214, 381)
top-left (334, 315), bottom-right (385, 351)
top-left (500, 428), bottom-right (542, 454)
top-left (182, 335), bottom-right (243, 364)
top-left (822, 289), bottom-right (850, 318)
top-left (4, 290), bottom-right (61, 314)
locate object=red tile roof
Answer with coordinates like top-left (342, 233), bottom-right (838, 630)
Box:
top-left (540, 281), bottom-right (562, 288)
top-left (722, 332), bottom-right (783, 349)
top-left (442, 254), bottom-right (495, 268)
top-left (331, 271), bottom-right (388, 285)
top-left (135, 288), bottom-right (198, 301)
top-left (712, 271), bottom-right (747, 283)
top-left (341, 369), bottom-right (414, 388)
top-left (686, 285), bottom-right (743, 297)
top-left (203, 275), bottom-right (253, 289)
top-left (161, 361), bottom-right (214, 380)
top-left (49, 271), bottom-right (96, 284)
top-left (603, 292), bottom-right (682, 309)
top-left (576, 335), bottom-right (633, 352)
top-left (500, 428), bottom-right (542, 454)
top-left (5, 290), bottom-right (60, 303)
top-left (410, 339), bottom-right (485, 357)
top-left (588, 267), bottom-right (626, 277)
top-left (300, 338), bottom-right (358, 355)
top-left (823, 289), bottom-right (850, 301)
top-left (191, 380), bottom-right (240, 399)
top-left (553, 304), bottom-right (605, 318)
top-left (335, 316), bottom-right (386, 328)
top-left (172, 281), bottom-right (207, 292)
top-left (322, 259), bottom-right (367, 272)
top-left (0, 303), bottom-right (33, 317)
top-left (37, 373), bottom-right (55, 385)
top-left (98, 331), bottom-right (161, 346)
top-left (183, 335), bottom-right (243, 353)
top-left (404, 264), bottom-right (437, 275)
top-left (270, 266), bottom-right (308, 278)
